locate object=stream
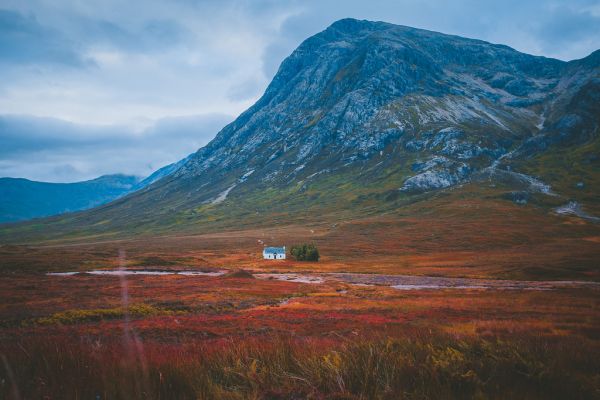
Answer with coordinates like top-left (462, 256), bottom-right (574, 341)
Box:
top-left (47, 269), bottom-right (600, 291)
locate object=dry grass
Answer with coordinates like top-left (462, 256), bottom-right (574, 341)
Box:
top-left (1, 193), bottom-right (599, 398)
top-left (2, 333), bottom-right (599, 399)
top-left (2, 195), bottom-right (599, 281)
top-left (0, 271), bottom-right (599, 398)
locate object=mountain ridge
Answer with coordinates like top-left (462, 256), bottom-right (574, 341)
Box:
top-left (158, 18), bottom-right (597, 202)
top-left (0, 174), bottom-right (146, 223)
top-left (1, 18), bottom-right (598, 242)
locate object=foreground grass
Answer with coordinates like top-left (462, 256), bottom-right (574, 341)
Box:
top-left (1, 334), bottom-right (599, 399)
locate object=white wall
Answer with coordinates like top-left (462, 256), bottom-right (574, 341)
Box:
top-left (263, 253), bottom-right (285, 259)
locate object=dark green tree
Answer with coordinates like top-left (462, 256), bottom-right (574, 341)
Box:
top-left (290, 243), bottom-right (320, 261)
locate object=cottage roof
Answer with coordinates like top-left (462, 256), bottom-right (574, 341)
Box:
top-left (263, 246), bottom-right (285, 254)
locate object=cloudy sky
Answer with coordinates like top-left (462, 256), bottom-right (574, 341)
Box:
top-left (1, 0), bottom-right (599, 182)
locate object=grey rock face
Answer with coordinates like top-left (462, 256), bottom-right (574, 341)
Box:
top-left (555, 201), bottom-right (600, 222)
top-left (402, 157), bottom-right (470, 192)
top-left (140, 19), bottom-right (599, 206)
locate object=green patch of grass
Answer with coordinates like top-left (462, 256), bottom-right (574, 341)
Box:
top-left (34, 304), bottom-right (174, 325)
top-left (515, 134), bottom-right (600, 213)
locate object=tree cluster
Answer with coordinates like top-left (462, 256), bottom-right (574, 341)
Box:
top-left (290, 243), bottom-right (320, 261)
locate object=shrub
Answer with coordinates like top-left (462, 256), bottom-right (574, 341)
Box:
top-left (290, 244), bottom-right (320, 261)
top-left (34, 304), bottom-right (172, 325)
top-left (2, 335), bottom-right (599, 399)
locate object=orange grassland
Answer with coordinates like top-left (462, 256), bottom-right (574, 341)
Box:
top-left (2, 195), bottom-right (599, 280)
top-left (1, 271), bottom-right (599, 399)
top-left (1, 197), bottom-right (600, 399)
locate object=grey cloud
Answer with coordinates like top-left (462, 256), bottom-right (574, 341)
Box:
top-left (142, 114), bottom-right (232, 150)
top-left (226, 78), bottom-right (266, 101)
top-left (1, 0), bottom-right (599, 183)
top-left (143, 19), bottom-right (188, 47)
top-left (0, 7), bottom-right (192, 70)
top-left (78, 16), bottom-right (191, 53)
top-left (535, 5), bottom-right (600, 48)
top-left (0, 115), bottom-right (128, 156)
top-left (0, 9), bottom-right (91, 67)
top-left (0, 113), bottom-right (232, 182)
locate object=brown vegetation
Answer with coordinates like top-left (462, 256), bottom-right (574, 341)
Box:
top-left (1, 192), bottom-right (599, 398)
top-left (0, 270), bottom-right (599, 398)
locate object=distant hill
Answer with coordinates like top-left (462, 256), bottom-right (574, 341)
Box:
top-left (0, 174), bottom-right (142, 223)
top-left (1, 18), bottom-right (598, 241)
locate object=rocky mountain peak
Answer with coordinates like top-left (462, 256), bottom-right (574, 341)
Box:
top-left (54, 19), bottom-right (598, 233)
top-left (169, 19), bottom-right (591, 196)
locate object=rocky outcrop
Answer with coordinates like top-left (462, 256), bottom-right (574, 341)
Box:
top-left (163, 18), bottom-right (597, 203)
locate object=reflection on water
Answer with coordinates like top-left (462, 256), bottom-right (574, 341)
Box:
top-left (47, 270), bottom-right (226, 277)
top-left (47, 270), bottom-right (600, 291)
top-left (254, 273), bottom-right (324, 284)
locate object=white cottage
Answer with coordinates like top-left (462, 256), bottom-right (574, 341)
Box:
top-left (263, 246), bottom-right (286, 260)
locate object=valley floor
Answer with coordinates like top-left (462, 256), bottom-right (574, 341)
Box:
top-left (1, 203), bottom-right (599, 399)
top-left (1, 266), bottom-right (600, 398)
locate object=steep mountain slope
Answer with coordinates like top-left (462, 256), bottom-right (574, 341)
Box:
top-left (132, 155), bottom-right (192, 190)
top-left (0, 174), bottom-right (141, 222)
top-left (1, 18), bottom-right (598, 241)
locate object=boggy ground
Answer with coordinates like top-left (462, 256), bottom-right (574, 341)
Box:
top-left (2, 195), bottom-right (600, 281)
top-left (1, 197), bottom-right (599, 398)
top-left (1, 271), bottom-right (599, 399)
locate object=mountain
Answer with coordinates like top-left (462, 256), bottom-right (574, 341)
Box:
top-left (132, 155), bottom-right (192, 190)
top-left (1, 18), bottom-right (599, 241)
top-left (0, 174), bottom-right (141, 223)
